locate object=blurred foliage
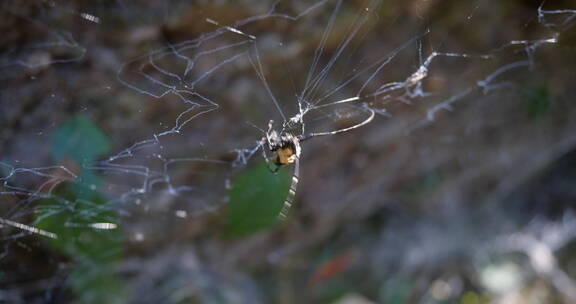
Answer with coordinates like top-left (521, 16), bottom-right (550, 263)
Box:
top-left (36, 115), bottom-right (127, 303)
top-left (226, 161), bottom-right (290, 238)
top-left (526, 86), bottom-right (551, 121)
top-left (52, 115), bottom-right (111, 165)
top-left (51, 115), bottom-right (111, 199)
top-left (381, 278), bottom-right (412, 304)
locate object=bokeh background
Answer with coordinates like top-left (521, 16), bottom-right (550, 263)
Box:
top-left (1, 0), bottom-right (576, 303)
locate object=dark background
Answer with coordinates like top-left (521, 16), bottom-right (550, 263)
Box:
top-left (1, 0), bottom-right (576, 303)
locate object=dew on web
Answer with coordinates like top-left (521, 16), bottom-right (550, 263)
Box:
top-left (1, 0), bottom-right (576, 302)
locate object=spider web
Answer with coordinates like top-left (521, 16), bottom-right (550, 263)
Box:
top-left (1, 0), bottom-right (576, 302)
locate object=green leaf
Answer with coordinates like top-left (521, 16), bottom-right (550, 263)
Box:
top-left (381, 278), bottom-right (412, 304)
top-left (69, 258), bottom-right (129, 304)
top-left (225, 161), bottom-right (291, 238)
top-left (36, 182), bottom-right (127, 303)
top-left (52, 115), bottom-right (111, 165)
top-left (526, 86), bottom-right (551, 121)
top-left (37, 183), bottom-right (121, 262)
top-left (38, 116), bottom-right (126, 302)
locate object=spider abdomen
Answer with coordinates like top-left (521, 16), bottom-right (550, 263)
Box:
top-left (270, 134), bottom-right (301, 166)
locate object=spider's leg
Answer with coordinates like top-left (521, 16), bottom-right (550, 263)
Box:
top-left (278, 156), bottom-right (300, 220)
top-left (259, 139), bottom-right (279, 173)
top-left (299, 107), bottom-right (375, 142)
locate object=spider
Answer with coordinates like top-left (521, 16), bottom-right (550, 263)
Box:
top-left (260, 103), bottom-right (375, 220)
top-left (238, 2), bottom-right (378, 219)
